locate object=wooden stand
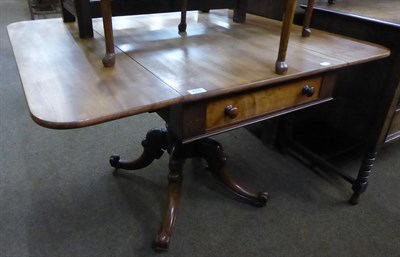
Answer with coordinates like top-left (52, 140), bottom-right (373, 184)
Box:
top-left (7, 12), bottom-right (390, 251)
top-left (110, 128), bottom-right (269, 251)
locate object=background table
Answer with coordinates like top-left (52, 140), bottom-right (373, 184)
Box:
top-left (302, 0), bottom-right (400, 145)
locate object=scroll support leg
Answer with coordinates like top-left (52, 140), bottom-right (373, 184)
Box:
top-left (110, 128), bottom-right (168, 171)
top-left (201, 139), bottom-right (269, 206)
top-left (111, 128), bottom-right (268, 251)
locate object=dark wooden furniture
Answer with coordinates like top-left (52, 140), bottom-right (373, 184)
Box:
top-left (61, 0), bottom-right (94, 38)
top-left (28, 0), bottom-right (60, 20)
top-left (310, 0), bottom-right (400, 145)
top-left (277, 0), bottom-right (400, 206)
top-left (61, 0), bottom-right (245, 38)
top-left (7, 11), bottom-right (389, 250)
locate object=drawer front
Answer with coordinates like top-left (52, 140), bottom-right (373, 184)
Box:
top-left (206, 76), bottom-right (323, 130)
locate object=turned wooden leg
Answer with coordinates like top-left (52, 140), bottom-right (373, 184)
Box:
top-left (275, 0), bottom-right (297, 75)
top-left (110, 128), bottom-right (168, 172)
top-left (201, 139), bottom-right (269, 206)
top-left (178, 0), bottom-right (188, 32)
top-left (350, 151), bottom-right (376, 205)
top-left (100, 0), bottom-right (115, 67)
top-left (153, 146), bottom-right (184, 251)
top-left (302, 0), bottom-right (315, 37)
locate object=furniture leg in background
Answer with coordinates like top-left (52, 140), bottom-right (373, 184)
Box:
top-left (61, 0), bottom-right (94, 38)
top-left (178, 0), bottom-right (188, 32)
top-left (100, 0), bottom-right (114, 67)
top-left (275, 0), bottom-right (297, 74)
top-left (282, 0), bottom-right (400, 204)
top-left (28, 0), bottom-right (60, 20)
top-left (98, 0), bottom-right (250, 67)
top-left (301, 0), bottom-right (314, 37)
top-left (275, 0), bottom-right (315, 74)
top-left (97, 0), bottom-right (316, 71)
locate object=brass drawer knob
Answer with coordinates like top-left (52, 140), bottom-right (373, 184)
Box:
top-left (302, 85), bottom-right (315, 97)
top-left (224, 105), bottom-right (239, 119)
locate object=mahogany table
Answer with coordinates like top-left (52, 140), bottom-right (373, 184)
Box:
top-left (7, 10), bottom-right (389, 251)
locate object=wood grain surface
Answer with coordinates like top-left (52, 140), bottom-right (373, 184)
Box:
top-left (91, 10), bottom-right (389, 101)
top-left (7, 10), bottom-right (390, 129)
top-left (7, 19), bottom-right (181, 128)
top-left (206, 76), bottom-right (322, 130)
top-left (314, 0), bottom-right (400, 26)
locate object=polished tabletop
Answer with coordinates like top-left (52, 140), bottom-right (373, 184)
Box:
top-left (314, 0), bottom-right (400, 26)
top-left (7, 10), bottom-right (389, 129)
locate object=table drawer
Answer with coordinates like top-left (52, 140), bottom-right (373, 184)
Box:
top-left (206, 76), bottom-right (324, 131)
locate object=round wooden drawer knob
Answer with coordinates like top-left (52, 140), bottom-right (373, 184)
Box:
top-left (224, 105), bottom-right (239, 119)
top-left (302, 85), bottom-right (315, 97)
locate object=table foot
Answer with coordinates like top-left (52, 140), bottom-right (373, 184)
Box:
top-left (349, 192), bottom-right (360, 205)
top-left (153, 231), bottom-right (171, 251)
top-left (218, 166), bottom-right (269, 207)
top-left (349, 151), bottom-right (375, 204)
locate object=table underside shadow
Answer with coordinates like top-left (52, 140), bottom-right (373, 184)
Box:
top-left (109, 127), bottom-right (269, 251)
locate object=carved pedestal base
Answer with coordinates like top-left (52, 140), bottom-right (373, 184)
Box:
top-left (110, 128), bottom-right (268, 251)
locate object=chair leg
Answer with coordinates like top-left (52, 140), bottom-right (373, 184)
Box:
top-left (275, 0), bottom-right (297, 75)
top-left (178, 0), bottom-right (188, 32)
top-left (302, 0), bottom-right (315, 37)
top-left (100, 0), bottom-right (115, 67)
